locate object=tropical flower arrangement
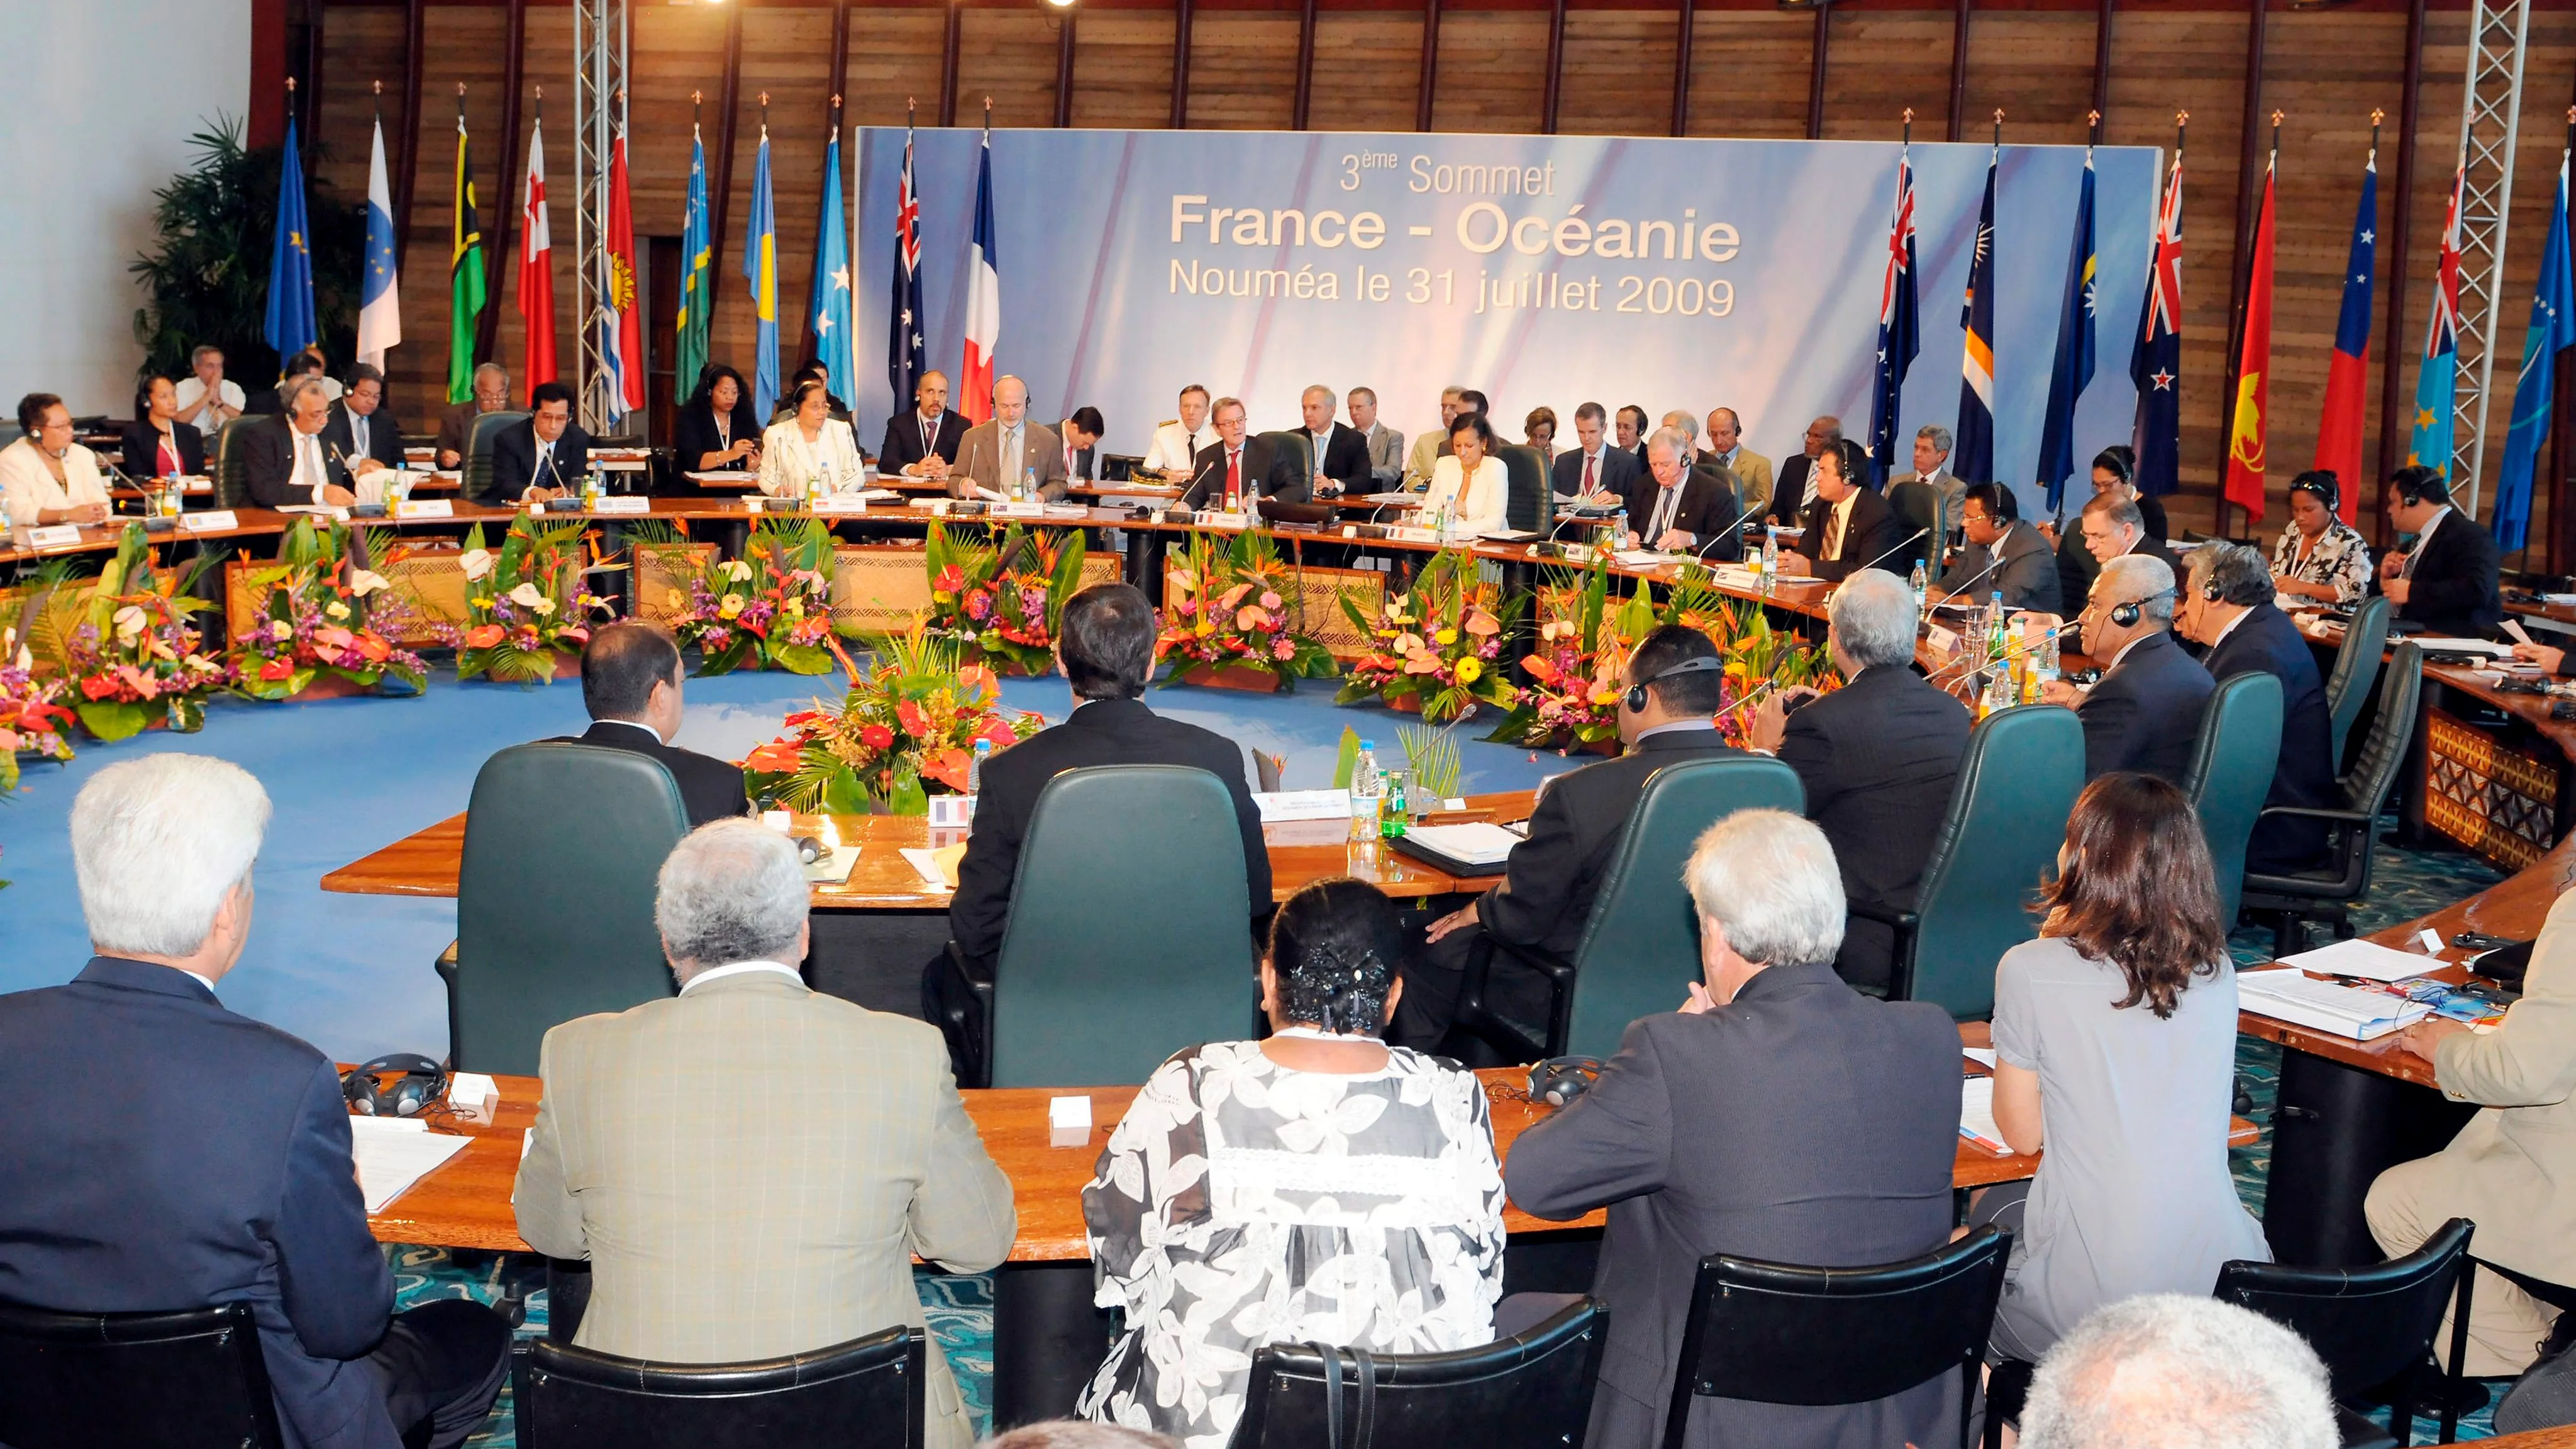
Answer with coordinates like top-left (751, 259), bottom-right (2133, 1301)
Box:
top-left (1154, 528), bottom-right (1338, 690)
top-left (924, 523), bottom-right (1091, 675)
top-left (1483, 558), bottom-right (1643, 752)
top-left (1697, 592), bottom-right (1842, 750)
top-left (0, 621), bottom-right (74, 796)
top-left (230, 520), bottom-right (433, 701)
top-left (1336, 548), bottom-right (1523, 723)
top-left (741, 623), bottom-right (1044, 814)
top-left (57, 527), bottom-right (236, 741)
top-left (639, 518), bottom-right (838, 675)
top-left (456, 519), bottom-right (611, 685)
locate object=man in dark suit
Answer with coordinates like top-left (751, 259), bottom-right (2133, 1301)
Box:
top-left (1935, 481), bottom-right (2062, 613)
top-left (320, 363), bottom-right (407, 483)
top-left (1779, 439), bottom-right (1911, 583)
top-left (1506, 808), bottom-right (1963, 1449)
top-left (1752, 570), bottom-right (1974, 994)
top-left (2060, 491), bottom-right (2184, 610)
top-left (1766, 413), bottom-right (1841, 525)
top-left (1294, 384), bottom-right (1374, 497)
top-left (2380, 464), bottom-right (2504, 636)
top-left (927, 583), bottom-right (1269, 1064)
top-left (483, 380), bottom-right (591, 506)
top-left (1551, 401), bottom-right (1640, 502)
top-left (1391, 625), bottom-right (1743, 1058)
top-left (0, 755), bottom-right (511, 1449)
top-left (2046, 553), bottom-right (2215, 784)
top-left (242, 377), bottom-right (358, 508)
top-left (1182, 396), bottom-right (1304, 508)
top-left (1619, 428), bottom-right (1743, 560)
top-left (547, 621), bottom-right (752, 829)
top-left (2184, 542), bottom-right (2334, 874)
top-left (880, 370), bottom-right (970, 482)
top-left (1058, 406), bottom-right (1105, 484)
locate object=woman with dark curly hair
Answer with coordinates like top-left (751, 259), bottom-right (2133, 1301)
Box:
top-left (1970, 772), bottom-right (2268, 1362)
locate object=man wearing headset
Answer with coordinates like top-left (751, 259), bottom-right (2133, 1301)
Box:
top-left (2379, 463), bottom-right (2503, 636)
top-left (2178, 542), bottom-right (2334, 874)
top-left (2041, 553), bottom-right (2213, 785)
top-left (1391, 625), bottom-right (1742, 1060)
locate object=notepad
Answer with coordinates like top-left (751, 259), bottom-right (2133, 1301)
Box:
top-left (1396, 822), bottom-right (1521, 868)
top-left (802, 844), bottom-right (862, 885)
top-left (2238, 969), bottom-right (2433, 1041)
top-left (2276, 936), bottom-right (2443, 984)
top-left (1958, 1076), bottom-right (2010, 1155)
top-left (347, 1117), bottom-right (472, 1213)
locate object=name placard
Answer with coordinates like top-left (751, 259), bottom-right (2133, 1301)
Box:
top-left (1202, 511), bottom-right (1253, 530)
top-left (22, 525), bottom-right (83, 548)
top-left (1924, 624), bottom-right (1960, 656)
top-left (590, 495), bottom-right (650, 514)
top-left (396, 499), bottom-right (455, 519)
top-left (992, 500), bottom-right (1047, 518)
top-left (1387, 525), bottom-right (1440, 544)
top-left (927, 795), bottom-right (976, 830)
top-left (180, 510), bottom-right (240, 532)
top-left (811, 496), bottom-right (870, 514)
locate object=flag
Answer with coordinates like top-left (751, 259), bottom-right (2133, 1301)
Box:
top-left (960, 122), bottom-right (1001, 425)
top-left (1865, 140), bottom-right (1919, 489)
top-left (676, 125), bottom-right (714, 403)
top-left (357, 113), bottom-right (402, 372)
top-left (2494, 148), bottom-right (2576, 554)
top-left (2223, 153), bottom-right (2276, 521)
top-left (516, 118), bottom-right (556, 399)
top-left (2038, 148), bottom-right (2099, 512)
top-left (597, 128), bottom-right (645, 424)
top-left (448, 113), bottom-right (487, 404)
top-left (264, 114), bottom-right (318, 371)
top-left (2314, 144), bottom-right (2379, 521)
top-left (2131, 147), bottom-right (2185, 499)
top-left (1953, 141), bottom-right (1999, 486)
top-left (887, 118), bottom-right (928, 411)
top-left (743, 123), bottom-right (780, 421)
top-left (2409, 164), bottom-right (2467, 479)
top-left (808, 121), bottom-right (857, 411)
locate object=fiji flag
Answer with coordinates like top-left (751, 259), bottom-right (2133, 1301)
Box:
top-left (2494, 147), bottom-right (2575, 555)
top-left (357, 113), bottom-right (401, 371)
top-left (2410, 165), bottom-right (2467, 479)
top-left (1865, 142), bottom-right (1919, 489)
top-left (887, 118), bottom-right (927, 409)
top-left (2314, 143), bottom-right (2378, 520)
top-left (808, 122), bottom-right (858, 411)
top-left (743, 121), bottom-right (780, 421)
top-left (264, 114), bottom-right (319, 369)
top-left (1953, 141), bottom-right (2000, 486)
top-left (2130, 148), bottom-right (2185, 499)
top-left (2038, 148), bottom-right (2099, 513)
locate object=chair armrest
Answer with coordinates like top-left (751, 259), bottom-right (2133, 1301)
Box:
top-left (2253, 804), bottom-right (2378, 825)
top-left (1845, 899), bottom-right (1921, 931)
top-left (1845, 899), bottom-right (1923, 1003)
top-left (434, 940), bottom-right (458, 982)
top-left (1484, 934), bottom-right (1579, 985)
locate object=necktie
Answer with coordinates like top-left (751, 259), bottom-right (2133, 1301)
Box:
top-left (297, 433), bottom-right (323, 498)
top-left (921, 413), bottom-right (936, 455)
top-left (1226, 448), bottom-right (1243, 499)
top-left (1822, 504), bottom-right (1844, 560)
top-left (352, 414), bottom-right (369, 458)
top-left (1004, 426), bottom-right (1022, 487)
top-left (1657, 483), bottom-right (1680, 540)
top-left (1581, 452), bottom-right (1596, 493)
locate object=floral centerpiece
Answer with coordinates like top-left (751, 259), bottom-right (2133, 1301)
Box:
top-left (1697, 592), bottom-right (1841, 749)
top-left (1482, 557), bottom-right (1643, 752)
top-left (1336, 548), bottom-right (1522, 723)
top-left (1154, 528), bottom-right (1337, 691)
top-left (741, 624), bottom-right (1043, 814)
top-left (57, 527), bottom-right (236, 741)
top-left (456, 519), bottom-right (611, 685)
top-left (230, 520), bottom-right (433, 700)
top-left (924, 523), bottom-right (1090, 675)
top-left (0, 616), bottom-right (74, 795)
top-left (640, 518), bottom-right (838, 675)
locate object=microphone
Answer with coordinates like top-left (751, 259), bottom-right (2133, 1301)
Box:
top-left (1924, 621), bottom-right (2072, 688)
top-left (1923, 546), bottom-right (2012, 608)
top-left (1175, 452), bottom-right (1220, 513)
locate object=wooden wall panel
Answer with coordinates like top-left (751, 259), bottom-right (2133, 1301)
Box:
top-left (1559, 10), bottom-right (1680, 137)
top-left (958, 9), bottom-right (1071, 129)
top-left (381, 6), bottom-right (506, 414)
top-left (1682, 11), bottom-right (1811, 140)
top-left (1820, 12), bottom-right (1954, 142)
top-left (1070, 11), bottom-right (1177, 128)
top-left (1304, 12), bottom-right (1424, 133)
top-left (311, 8), bottom-right (406, 208)
top-left (1427, 12), bottom-right (1549, 133)
top-left (1963, 12), bottom-right (2096, 144)
top-left (841, 9), bottom-right (952, 125)
top-left (1190, 13), bottom-right (1304, 129)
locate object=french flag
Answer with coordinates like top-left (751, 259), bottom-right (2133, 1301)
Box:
top-left (2314, 140), bottom-right (2377, 522)
top-left (959, 122), bottom-right (999, 424)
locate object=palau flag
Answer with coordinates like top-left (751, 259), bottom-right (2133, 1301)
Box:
top-left (676, 125), bottom-right (714, 401)
top-left (960, 122), bottom-right (1001, 425)
top-left (2223, 149), bottom-right (2277, 523)
top-left (1953, 140), bottom-right (1999, 486)
top-left (808, 119), bottom-right (858, 406)
top-left (887, 115), bottom-right (928, 410)
top-left (2038, 147), bottom-right (2098, 514)
top-left (2314, 141), bottom-right (2378, 522)
top-left (264, 114), bottom-right (319, 372)
top-left (448, 113), bottom-right (488, 404)
top-left (2411, 164), bottom-right (2467, 479)
top-left (1865, 140), bottom-right (1919, 489)
top-left (357, 113), bottom-right (401, 372)
top-left (2494, 143), bottom-right (2576, 555)
top-left (2130, 146), bottom-right (2185, 500)
top-left (743, 121), bottom-right (780, 421)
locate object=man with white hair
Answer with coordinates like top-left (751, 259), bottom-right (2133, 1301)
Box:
top-left (516, 817), bottom-right (1014, 1449)
top-left (1296, 382), bottom-right (1372, 496)
top-left (1506, 809), bottom-right (1963, 1449)
top-left (242, 375), bottom-right (360, 508)
top-left (2043, 552), bottom-right (2214, 784)
top-left (2019, 1294), bottom-right (2339, 1449)
top-left (2179, 541), bottom-right (2333, 874)
top-left (0, 755), bottom-right (511, 1449)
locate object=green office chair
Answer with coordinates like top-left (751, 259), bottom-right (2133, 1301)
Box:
top-left (212, 416), bottom-right (259, 509)
top-left (1499, 444), bottom-right (1552, 533)
top-left (436, 743), bottom-right (691, 1075)
top-left (1885, 479), bottom-right (1948, 573)
top-left (2182, 670), bottom-right (2285, 928)
top-left (465, 410), bottom-right (532, 505)
top-left (2323, 594), bottom-right (2390, 767)
top-left (1258, 430), bottom-right (1314, 499)
top-left (1852, 704), bottom-right (2083, 1021)
top-left (1450, 756), bottom-right (1804, 1063)
top-left (2241, 642), bottom-right (2423, 954)
top-left (938, 764), bottom-right (1258, 1089)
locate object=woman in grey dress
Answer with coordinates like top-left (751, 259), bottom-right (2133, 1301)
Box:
top-left (1974, 772), bottom-right (2271, 1362)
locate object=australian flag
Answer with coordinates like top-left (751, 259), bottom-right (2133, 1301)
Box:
top-left (1866, 142), bottom-right (1919, 489)
top-left (2129, 148), bottom-right (2185, 499)
top-left (887, 118), bottom-right (926, 409)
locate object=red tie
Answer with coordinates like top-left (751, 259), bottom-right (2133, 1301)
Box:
top-left (1227, 449), bottom-right (1242, 497)
top-left (1581, 452), bottom-right (1596, 492)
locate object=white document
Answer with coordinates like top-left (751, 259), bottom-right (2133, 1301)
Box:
top-left (1398, 822), bottom-right (1523, 868)
top-left (1255, 789), bottom-right (1358, 823)
top-left (802, 845), bottom-right (861, 885)
top-left (684, 470), bottom-right (758, 483)
top-left (2502, 618), bottom-right (2537, 647)
top-left (899, 847), bottom-right (955, 890)
top-left (2412, 638), bottom-right (2515, 657)
top-left (2238, 969), bottom-right (2433, 1041)
top-left (1611, 549), bottom-right (1672, 567)
top-left (1958, 1075), bottom-right (2010, 1153)
top-left (1962, 1046), bottom-right (1998, 1069)
top-left (347, 1116), bottom-right (472, 1213)
top-left (2276, 936), bottom-right (2444, 983)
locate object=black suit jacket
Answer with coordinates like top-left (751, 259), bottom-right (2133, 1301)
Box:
top-left (548, 720), bottom-right (752, 830)
top-left (0, 957), bottom-right (402, 1449)
top-left (1299, 423), bottom-right (1372, 492)
top-left (1550, 445), bottom-right (1640, 500)
top-left (1768, 452), bottom-right (1816, 526)
top-left (1480, 728), bottom-right (1743, 961)
top-left (1619, 469), bottom-right (1745, 561)
top-left (120, 419), bottom-right (205, 478)
top-left (672, 399), bottom-right (763, 471)
top-left (2394, 509), bottom-right (2505, 636)
top-left (240, 413), bottom-right (350, 506)
top-left (484, 419), bottom-right (593, 504)
top-left (1796, 484), bottom-right (1912, 581)
top-left (1506, 963), bottom-right (1962, 1449)
top-left (1777, 665), bottom-right (1974, 992)
top-left (879, 409), bottom-right (969, 473)
top-left (950, 697), bottom-right (1269, 972)
top-left (2077, 628), bottom-right (2216, 784)
top-left (319, 402), bottom-right (404, 475)
top-left (2058, 529), bottom-right (2185, 610)
top-left (1182, 437), bottom-right (1306, 508)
top-left (2205, 603), bottom-right (2335, 874)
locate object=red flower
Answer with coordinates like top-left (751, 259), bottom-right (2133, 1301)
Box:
top-left (860, 723), bottom-right (896, 750)
top-left (743, 739), bottom-right (804, 772)
top-left (259, 658), bottom-right (296, 682)
top-left (897, 699), bottom-right (930, 738)
top-left (79, 674), bottom-right (119, 701)
top-left (972, 716), bottom-right (1018, 752)
top-left (922, 746), bottom-right (974, 793)
top-left (464, 624), bottom-right (505, 650)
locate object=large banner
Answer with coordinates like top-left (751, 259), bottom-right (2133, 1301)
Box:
top-left (854, 129), bottom-right (2159, 514)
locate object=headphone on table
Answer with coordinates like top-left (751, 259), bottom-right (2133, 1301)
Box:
top-left (1623, 655), bottom-right (1725, 715)
top-left (1528, 1056), bottom-right (1604, 1109)
top-left (341, 1053), bottom-right (449, 1118)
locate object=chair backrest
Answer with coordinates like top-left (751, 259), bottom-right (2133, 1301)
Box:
top-left (1228, 1297), bottom-right (1607, 1449)
top-left (1665, 1226), bottom-right (2009, 1449)
top-left (1887, 480), bottom-right (1945, 570)
top-left (991, 764), bottom-right (1258, 1087)
top-left (0, 1300), bottom-right (284, 1449)
top-left (1563, 757), bottom-right (1804, 1061)
top-left (1901, 704), bottom-right (2085, 1019)
top-left (2215, 1218), bottom-right (2475, 1401)
top-left (2324, 595), bottom-right (2391, 766)
top-left (2341, 641), bottom-right (2421, 817)
top-left (2182, 670), bottom-right (2285, 926)
top-left (1499, 443), bottom-right (1552, 533)
top-left (213, 416), bottom-right (259, 509)
top-left (1259, 430), bottom-right (1313, 494)
top-left (455, 743), bottom-right (692, 1075)
top-left (467, 409), bottom-right (532, 501)
top-left (516, 1325), bottom-right (924, 1449)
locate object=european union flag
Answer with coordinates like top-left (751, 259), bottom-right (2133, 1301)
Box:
top-left (264, 116), bottom-right (318, 369)
top-left (2038, 150), bottom-right (2098, 513)
top-left (2494, 149), bottom-right (2575, 555)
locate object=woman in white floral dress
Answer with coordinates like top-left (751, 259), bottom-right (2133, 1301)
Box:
top-left (2270, 469), bottom-right (2375, 608)
top-left (1077, 879), bottom-right (1508, 1448)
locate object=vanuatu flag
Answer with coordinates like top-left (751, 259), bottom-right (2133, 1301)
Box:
top-left (448, 113), bottom-right (488, 403)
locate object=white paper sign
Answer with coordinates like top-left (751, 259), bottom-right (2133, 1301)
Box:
top-left (992, 500), bottom-right (1046, 518)
top-left (811, 495), bottom-right (870, 514)
top-left (928, 795), bottom-right (976, 829)
top-left (180, 509), bottom-right (240, 531)
top-left (396, 499), bottom-right (454, 519)
top-left (589, 495), bottom-right (649, 514)
top-left (21, 525), bottom-right (83, 548)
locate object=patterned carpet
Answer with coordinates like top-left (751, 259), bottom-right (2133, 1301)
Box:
top-left (394, 830), bottom-right (2516, 1446)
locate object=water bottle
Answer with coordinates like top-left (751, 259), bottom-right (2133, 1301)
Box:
top-left (1611, 508), bottom-right (1628, 554)
top-left (1348, 741), bottom-right (1384, 843)
top-left (1022, 465), bottom-right (1038, 504)
top-left (1982, 665), bottom-right (2016, 719)
top-left (1761, 526), bottom-right (1780, 596)
top-left (805, 472), bottom-right (823, 507)
top-left (967, 738), bottom-right (994, 822)
top-left (1908, 558), bottom-right (1928, 608)
top-left (1380, 770), bottom-right (1409, 840)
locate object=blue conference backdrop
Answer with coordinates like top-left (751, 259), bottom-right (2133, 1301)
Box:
top-left (853, 128), bottom-right (2159, 515)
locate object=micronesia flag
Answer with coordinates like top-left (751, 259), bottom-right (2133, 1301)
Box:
top-left (887, 114), bottom-right (927, 411)
top-left (1953, 138), bottom-right (2001, 486)
top-left (2494, 143), bottom-right (2575, 555)
top-left (958, 120), bottom-right (1001, 425)
top-left (2313, 140), bottom-right (2377, 521)
top-left (743, 119), bottom-right (780, 423)
top-left (264, 114), bottom-right (318, 369)
top-left (2130, 147), bottom-right (2185, 499)
top-left (1865, 140), bottom-right (1919, 489)
top-left (2410, 164), bottom-right (2467, 479)
top-left (2037, 145), bottom-right (2098, 514)
top-left (357, 112), bottom-right (401, 372)
top-left (808, 119), bottom-right (858, 411)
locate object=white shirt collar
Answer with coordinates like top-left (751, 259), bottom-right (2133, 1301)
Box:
top-left (679, 960), bottom-right (803, 995)
top-left (2411, 506), bottom-right (2451, 557)
top-left (592, 716), bottom-right (667, 745)
top-left (2106, 630), bottom-right (2159, 672)
top-left (1716, 445), bottom-right (1739, 469)
top-left (180, 969), bottom-right (220, 996)
top-left (1635, 719), bottom-right (1719, 742)
top-left (2209, 607), bottom-right (2254, 652)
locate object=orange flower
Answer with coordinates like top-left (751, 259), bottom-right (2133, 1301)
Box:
top-left (464, 624), bottom-right (506, 650)
top-left (1522, 655), bottom-right (1560, 684)
top-left (744, 738), bottom-right (804, 772)
top-left (923, 746), bottom-right (974, 793)
top-left (1218, 581), bottom-right (1254, 611)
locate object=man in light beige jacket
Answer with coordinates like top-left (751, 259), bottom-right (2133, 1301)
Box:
top-left (2369, 886), bottom-right (2576, 1377)
top-left (516, 818), bottom-right (1016, 1449)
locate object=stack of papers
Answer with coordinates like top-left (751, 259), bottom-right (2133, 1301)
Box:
top-left (899, 843), bottom-right (965, 890)
top-left (802, 845), bottom-right (861, 885)
top-left (2414, 638), bottom-right (2515, 657)
top-left (2276, 936), bottom-right (2443, 983)
top-left (2238, 969), bottom-right (2433, 1041)
top-left (1255, 789), bottom-right (1358, 823)
top-left (1397, 822), bottom-right (1520, 868)
top-left (1958, 1076), bottom-right (2010, 1154)
top-left (347, 1117), bottom-right (472, 1213)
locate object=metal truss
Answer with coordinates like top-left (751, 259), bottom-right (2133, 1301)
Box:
top-left (572, 0), bottom-right (629, 437)
top-left (2449, 0), bottom-right (2530, 516)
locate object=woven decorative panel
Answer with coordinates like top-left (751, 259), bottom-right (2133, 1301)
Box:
top-left (2424, 707), bottom-right (2558, 872)
top-left (630, 543), bottom-right (721, 628)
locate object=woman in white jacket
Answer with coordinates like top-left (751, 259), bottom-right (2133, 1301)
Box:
top-left (759, 380), bottom-right (866, 497)
top-left (1421, 413), bottom-right (1509, 536)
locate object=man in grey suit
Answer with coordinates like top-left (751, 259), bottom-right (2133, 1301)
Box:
top-left (1935, 481), bottom-right (2062, 614)
top-left (952, 374), bottom-right (1070, 501)
top-left (1349, 386), bottom-right (1406, 488)
top-left (516, 819), bottom-right (1016, 1449)
top-left (1506, 809), bottom-right (1963, 1449)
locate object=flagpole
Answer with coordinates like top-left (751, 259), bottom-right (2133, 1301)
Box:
top-left (2558, 104), bottom-right (2576, 573)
